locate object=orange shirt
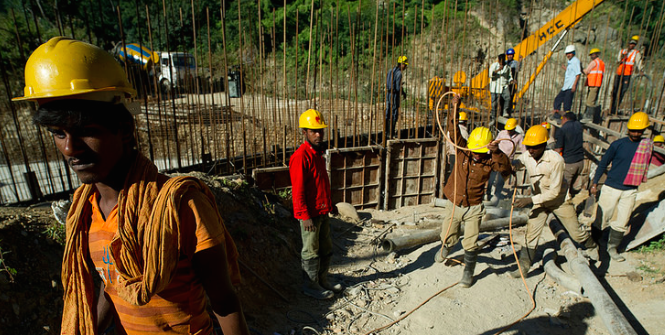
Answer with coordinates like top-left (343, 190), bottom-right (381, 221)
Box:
top-left (88, 190), bottom-right (226, 335)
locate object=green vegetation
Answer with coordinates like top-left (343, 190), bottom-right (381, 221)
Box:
top-left (43, 224), bottom-right (66, 245)
top-left (637, 234), bottom-right (665, 253)
top-left (0, 241), bottom-right (17, 282)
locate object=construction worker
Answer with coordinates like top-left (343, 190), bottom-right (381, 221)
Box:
top-left (13, 37), bottom-right (249, 334)
top-left (591, 112), bottom-right (653, 262)
top-left (555, 112), bottom-right (585, 199)
top-left (541, 121), bottom-right (556, 149)
top-left (506, 48), bottom-right (520, 116)
top-left (386, 56), bottom-right (408, 138)
top-left (434, 96), bottom-right (512, 288)
top-left (289, 109), bottom-right (343, 300)
top-left (553, 45), bottom-right (581, 116)
top-left (610, 36), bottom-right (644, 115)
top-left (512, 125), bottom-right (598, 277)
top-left (428, 74), bottom-right (445, 133)
top-left (489, 54), bottom-right (513, 119)
top-left (486, 118), bottom-right (525, 202)
top-left (582, 48), bottom-right (605, 122)
top-left (650, 135), bottom-right (665, 167)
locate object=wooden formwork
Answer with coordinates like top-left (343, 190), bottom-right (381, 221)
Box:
top-left (327, 146), bottom-right (383, 210)
top-left (384, 139), bottom-right (441, 210)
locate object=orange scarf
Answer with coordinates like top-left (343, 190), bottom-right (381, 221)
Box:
top-left (60, 153), bottom-right (239, 334)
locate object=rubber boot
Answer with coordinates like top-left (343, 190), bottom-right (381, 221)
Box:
top-left (319, 255), bottom-right (344, 293)
top-left (459, 250), bottom-right (478, 288)
top-left (583, 237), bottom-right (599, 261)
top-left (510, 247), bottom-right (536, 278)
top-left (434, 245), bottom-right (450, 263)
top-left (301, 258), bottom-right (334, 300)
top-left (607, 229), bottom-right (626, 262)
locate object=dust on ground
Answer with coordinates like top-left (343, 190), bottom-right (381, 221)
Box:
top-left (1, 172), bottom-right (664, 335)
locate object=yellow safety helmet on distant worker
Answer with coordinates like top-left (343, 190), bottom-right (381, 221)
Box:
top-left (467, 127), bottom-right (493, 153)
top-left (505, 118), bottom-right (518, 130)
top-left (299, 109), bottom-right (328, 129)
top-left (459, 112), bottom-right (468, 121)
top-left (630, 35), bottom-right (639, 44)
top-left (589, 48), bottom-right (601, 55)
top-left (654, 135), bottom-right (665, 143)
top-left (523, 125), bottom-right (549, 146)
top-left (12, 37), bottom-right (136, 104)
top-left (627, 112), bottom-right (649, 130)
top-left (398, 55), bottom-right (408, 66)
top-left (541, 121), bottom-right (551, 130)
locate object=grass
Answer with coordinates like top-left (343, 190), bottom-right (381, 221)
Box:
top-left (637, 234), bottom-right (665, 253)
top-left (43, 224), bottom-right (66, 245)
top-left (0, 242), bottom-right (17, 282)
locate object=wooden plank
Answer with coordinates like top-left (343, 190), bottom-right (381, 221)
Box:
top-left (252, 166), bottom-right (291, 191)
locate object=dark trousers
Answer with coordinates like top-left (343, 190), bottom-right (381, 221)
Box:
top-left (553, 89), bottom-right (575, 112)
top-left (385, 93), bottom-right (400, 137)
top-left (610, 74), bottom-right (631, 114)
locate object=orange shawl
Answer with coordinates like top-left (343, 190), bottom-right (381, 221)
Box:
top-left (60, 153), bottom-right (240, 335)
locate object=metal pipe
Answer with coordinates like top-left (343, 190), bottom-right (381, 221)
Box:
top-left (381, 215), bottom-right (528, 252)
top-left (542, 248), bottom-right (583, 295)
top-left (549, 219), bottom-right (638, 335)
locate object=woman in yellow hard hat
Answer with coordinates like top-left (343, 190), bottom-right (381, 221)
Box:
top-left (434, 97), bottom-right (512, 288)
top-left (651, 135), bottom-right (665, 167)
top-left (591, 111), bottom-right (651, 262)
top-left (511, 125), bottom-right (598, 278)
top-left (486, 118), bottom-right (526, 203)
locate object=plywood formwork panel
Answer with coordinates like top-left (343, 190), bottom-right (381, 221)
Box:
top-left (385, 139), bottom-right (441, 210)
top-left (252, 166), bottom-right (291, 192)
top-left (327, 146), bottom-right (383, 210)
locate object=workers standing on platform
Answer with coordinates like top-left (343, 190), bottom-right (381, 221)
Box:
top-left (610, 36), bottom-right (643, 115)
top-left (428, 74), bottom-right (445, 133)
top-left (591, 112), bottom-right (653, 262)
top-left (512, 125), bottom-right (598, 278)
top-left (14, 37), bottom-right (249, 334)
top-left (553, 45), bottom-right (581, 116)
top-left (486, 118), bottom-right (525, 203)
top-left (506, 48), bottom-right (520, 116)
top-left (290, 109), bottom-right (344, 300)
top-left (386, 56), bottom-right (408, 138)
top-left (582, 48), bottom-right (605, 122)
top-left (555, 112), bottom-right (585, 199)
top-left (489, 54), bottom-right (513, 119)
top-left (434, 96), bottom-right (512, 288)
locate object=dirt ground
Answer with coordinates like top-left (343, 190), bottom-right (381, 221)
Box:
top-left (0, 173), bottom-right (664, 335)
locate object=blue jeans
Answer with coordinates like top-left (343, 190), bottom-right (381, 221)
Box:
top-left (385, 93), bottom-right (400, 135)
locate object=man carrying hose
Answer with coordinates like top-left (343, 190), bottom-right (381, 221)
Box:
top-left (512, 125), bottom-right (598, 278)
top-left (13, 37), bottom-right (249, 334)
top-left (434, 96), bottom-right (512, 288)
top-left (290, 109), bottom-right (344, 300)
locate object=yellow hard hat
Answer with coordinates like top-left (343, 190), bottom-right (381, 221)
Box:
top-left (398, 55), bottom-right (408, 65)
top-left (589, 48), bottom-right (601, 55)
top-left (654, 135), bottom-right (665, 143)
top-left (13, 37), bottom-right (136, 103)
top-left (627, 112), bottom-right (649, 130)
top-left (523, 125), bottom-right (549, 146)
top-left (459, 112), bottom-right (468, 121)
top-left (630, 35), bottom-right (639, 44)
top-left (467, 127), bottom-right (493, 153)
top-left (505, 118), bottom-right (518, 130)
top-left (299, 109), bottom-right (327, 129)
top-left (540, 121), bottom-right (551, 130)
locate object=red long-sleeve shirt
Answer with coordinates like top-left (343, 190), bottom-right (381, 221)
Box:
top-left (289, 142), bottom-right (332, 220)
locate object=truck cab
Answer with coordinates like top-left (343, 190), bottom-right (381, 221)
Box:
top-left (156, 51), bottom-right (197, 93)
